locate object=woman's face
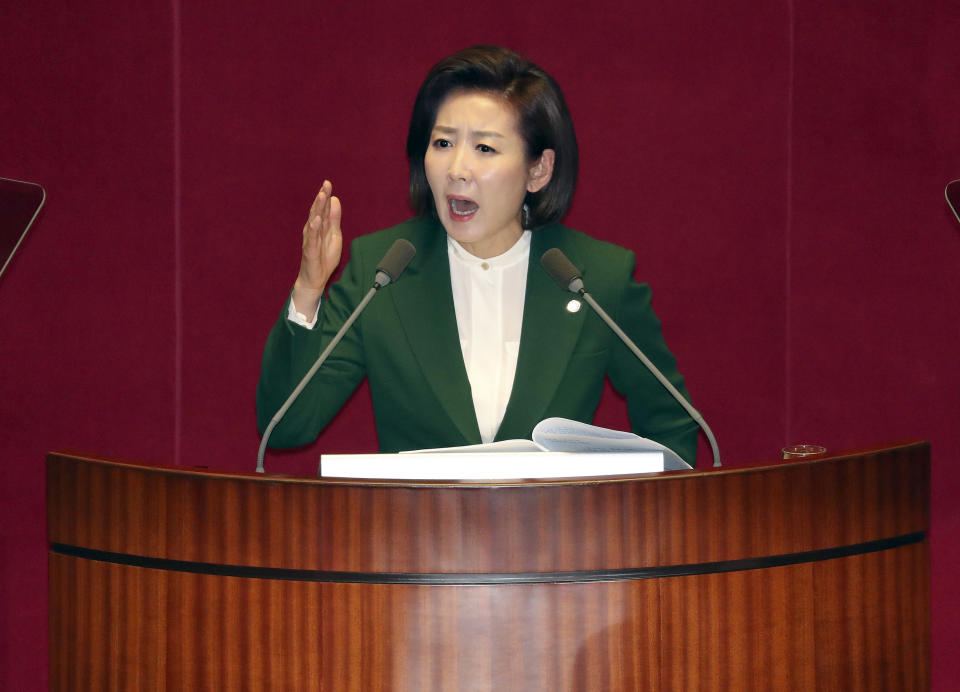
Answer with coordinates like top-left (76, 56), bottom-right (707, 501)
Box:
top-left (424, 91), bottom-right (553, 258)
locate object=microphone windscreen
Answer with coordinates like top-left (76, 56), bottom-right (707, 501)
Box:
top-left (540, 248), bottom-right (581, 291)
top-left (376, 239), bottom-right (417, 283)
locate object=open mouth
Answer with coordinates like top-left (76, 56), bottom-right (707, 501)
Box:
top-left (449, 197), bottom-right (479, 217)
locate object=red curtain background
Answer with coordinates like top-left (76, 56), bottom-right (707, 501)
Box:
top-left (2, 0), bottom-right (957, 687)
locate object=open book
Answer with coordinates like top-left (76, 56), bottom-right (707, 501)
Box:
top-left (319, 418), bottom-right (691, 480)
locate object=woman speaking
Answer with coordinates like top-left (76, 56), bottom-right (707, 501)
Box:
top-left (257, 45), bottom-right (700, 465)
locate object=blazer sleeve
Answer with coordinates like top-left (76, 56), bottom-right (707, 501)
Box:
top-left (255, 238), bottom-right (370, 449)
top-left (605, 249), bottom-right (700, 465)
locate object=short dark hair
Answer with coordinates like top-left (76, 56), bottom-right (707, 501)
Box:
top-left (406, 45), bottom-right (579, 229)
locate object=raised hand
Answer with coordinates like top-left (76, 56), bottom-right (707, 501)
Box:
top-left (292, 180), bottom-right (343, 316)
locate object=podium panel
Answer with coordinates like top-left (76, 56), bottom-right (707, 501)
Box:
top-left (47, 442), bottom-right (930, 690)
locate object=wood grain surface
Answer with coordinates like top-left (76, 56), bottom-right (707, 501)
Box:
top-left (48, 442), bottom-right (930, 690)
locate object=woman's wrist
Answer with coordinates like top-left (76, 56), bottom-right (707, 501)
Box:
top-left (291, 281), bottom-right (323, 316)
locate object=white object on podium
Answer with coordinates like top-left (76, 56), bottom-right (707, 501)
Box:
top-left (318, 418), bottom-right (691, 480)
top-left (319, 450), bottom-right (667, 480)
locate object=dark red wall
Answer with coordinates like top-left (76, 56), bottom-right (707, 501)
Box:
top-left (2, 0), bottom-right (957, 687)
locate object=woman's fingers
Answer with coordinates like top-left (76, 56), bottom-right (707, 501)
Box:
top-left (303, 181), bottom-right (332, 249)
top-left (296, 181), bottom-right (343, 304)
top-left (318, 193), bottom-right (343, 276)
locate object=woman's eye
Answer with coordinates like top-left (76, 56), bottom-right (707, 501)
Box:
top-left (432, 138), bottom-right (452, 148)
top-left (476, 144), bottom-right (496, 154)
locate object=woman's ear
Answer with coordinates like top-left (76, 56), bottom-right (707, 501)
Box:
top-left (526, 149), bottom-right (555, 193)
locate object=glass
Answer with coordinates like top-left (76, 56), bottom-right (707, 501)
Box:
top-left (782, 444), bottom-right (827, 460)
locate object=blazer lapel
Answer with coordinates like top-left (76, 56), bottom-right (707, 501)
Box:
top-left (388, 221), bottom-right (482, 445)
top-left (496, 227), bottom-right (588, 440)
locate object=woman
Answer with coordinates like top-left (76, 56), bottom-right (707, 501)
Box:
top-left (257, 46), bottom-right (699, 464)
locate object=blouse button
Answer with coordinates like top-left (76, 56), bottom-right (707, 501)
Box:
top-left (481, 262), bottom-right (490, 270)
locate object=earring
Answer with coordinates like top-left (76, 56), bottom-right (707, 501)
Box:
top-left (522, 203), bottom-right (530, 229)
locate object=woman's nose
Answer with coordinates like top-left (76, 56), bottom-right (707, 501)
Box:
top-left (448, 149), bottom-right (471, 182)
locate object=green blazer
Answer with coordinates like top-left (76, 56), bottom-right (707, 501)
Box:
top-left (256, 217), bottom-right (699, 464)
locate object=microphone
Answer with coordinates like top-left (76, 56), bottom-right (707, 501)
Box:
top-left (375, 238), bottom-right (417, 287)
top-left (541, 248), bottom-right (584, 293)
top-left (947, 180), bottom-right (960, 226)
top-left (540, 248), bottom-right (721, 467)
top-left (256, 239), bottom-right (416, 473)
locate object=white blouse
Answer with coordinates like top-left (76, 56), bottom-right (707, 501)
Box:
top-left (447, 231), bottom-right (531, 443)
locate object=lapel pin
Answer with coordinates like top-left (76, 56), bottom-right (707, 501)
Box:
top-left (565, 299), bottom-right (582, 313)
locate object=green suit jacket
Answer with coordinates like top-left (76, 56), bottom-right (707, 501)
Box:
top-left (256, 217), bottom-right (699, 464)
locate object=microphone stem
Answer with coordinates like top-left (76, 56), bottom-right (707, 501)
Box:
top-left (580, 290), bottom-right (722, 468)
top-left (256, 284), bottom-right (379, 473)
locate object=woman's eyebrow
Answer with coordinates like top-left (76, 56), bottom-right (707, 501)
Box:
top-left (432, 125), bottom-right (505, 139)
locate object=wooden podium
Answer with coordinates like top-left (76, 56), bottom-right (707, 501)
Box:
top-left (47, 442), bottom-right (930, 690)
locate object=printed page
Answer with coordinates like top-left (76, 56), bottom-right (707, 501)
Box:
top-left (403, 438), bottom-right (545, 454)
top-left (532, 418), bottom-right (691, 470)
